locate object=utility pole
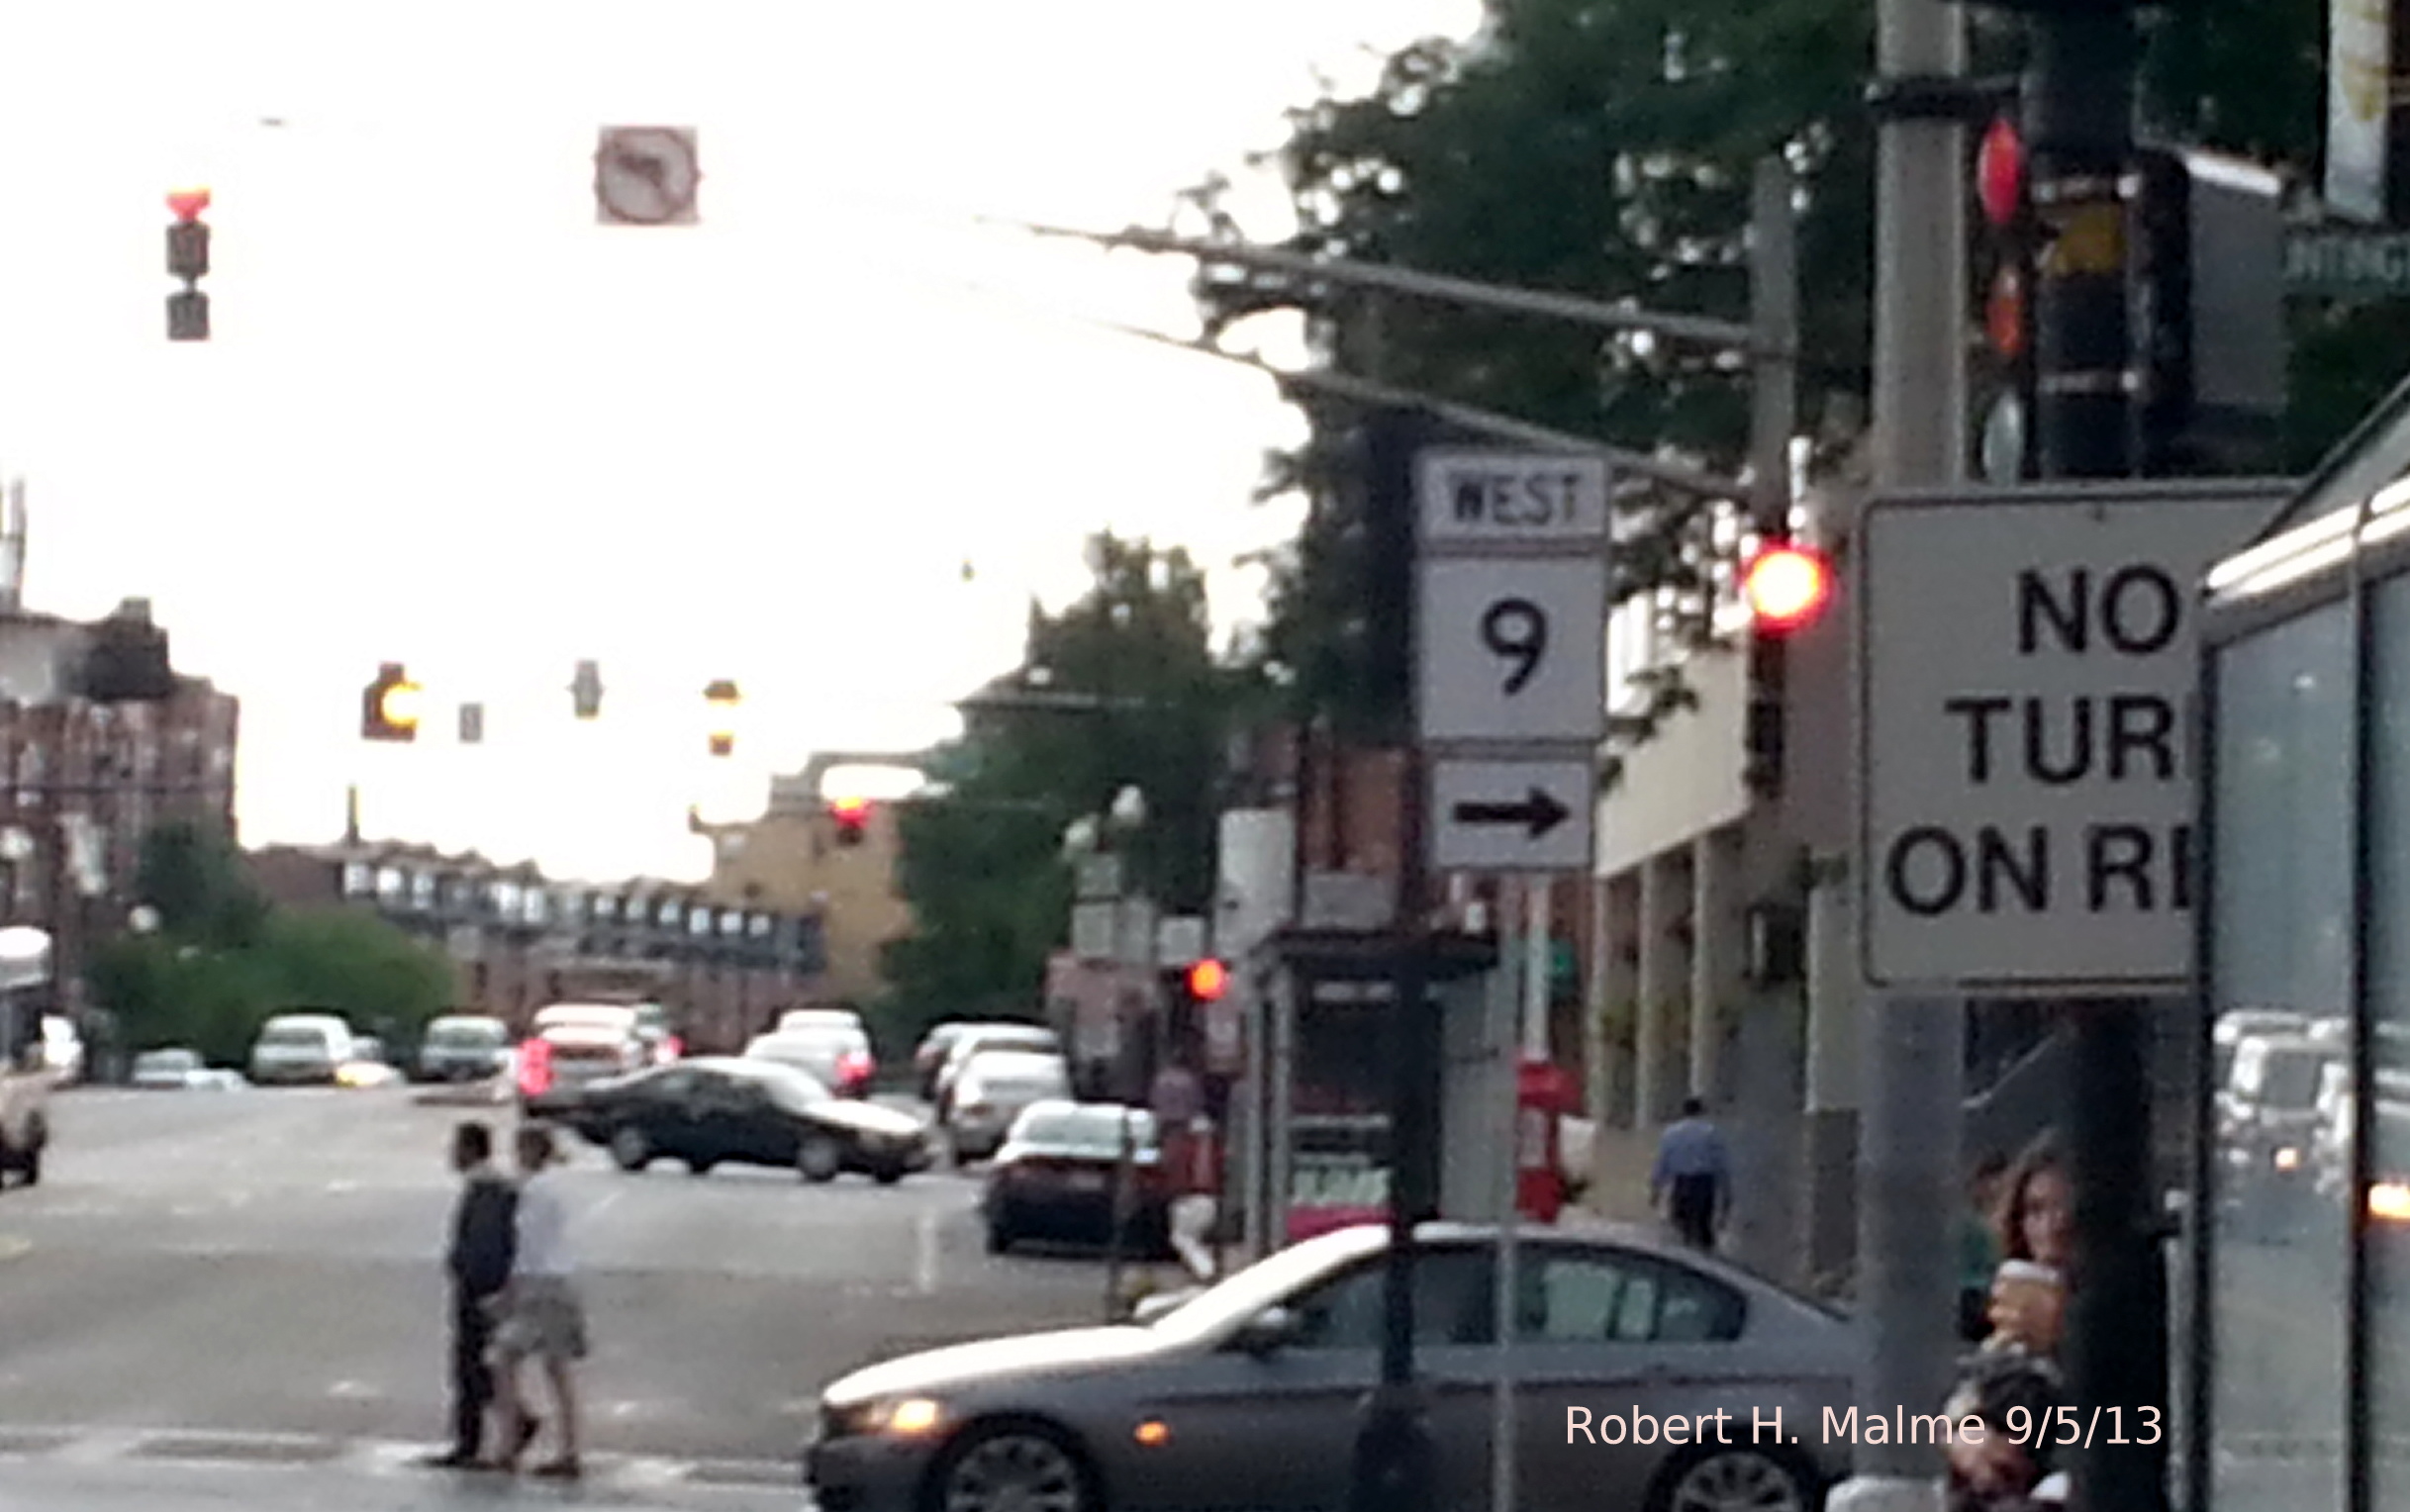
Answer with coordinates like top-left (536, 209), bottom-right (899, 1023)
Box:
top-left (1830, 0), bottom-right (1968, 1509)
top-left (2020, 6), bottom-right (2164, 1511)
top-left (1347, 403), bottom-right (1441, 1512)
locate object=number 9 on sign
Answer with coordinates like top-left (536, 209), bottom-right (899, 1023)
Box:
top-left (1416, 555), bottom-right (1607, 745)
top-left (1481, 598), bottom-right (1547, 694)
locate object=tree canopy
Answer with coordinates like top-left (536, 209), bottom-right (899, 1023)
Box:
top-left (879, 533), bottom-right (1249, 1040)
top-left (85, 822), bottom-right (454, 1065)
top-left (1195, 0), bottom-right (2401, 732)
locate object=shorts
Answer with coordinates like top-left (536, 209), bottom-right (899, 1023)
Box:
top-left (493, 1276), bottom-right (588, 1363)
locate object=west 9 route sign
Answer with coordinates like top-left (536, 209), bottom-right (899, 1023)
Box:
top-left (1415, 450), bottom-right (1611, 875)
top-left (1856, 481), bottom-right (2284, 993)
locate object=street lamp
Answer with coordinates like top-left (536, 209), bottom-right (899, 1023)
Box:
top-left (128, 905), bottom-right (161, 936)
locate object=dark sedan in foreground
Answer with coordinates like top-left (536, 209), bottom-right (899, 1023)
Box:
top-left (808, 1220), bottom-right (1852, 1512)
top-left (529, 1056), bottom-right (930, 1183)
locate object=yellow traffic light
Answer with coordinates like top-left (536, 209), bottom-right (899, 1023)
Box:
top-left (362, 662), bottom-right (422, 742)
top-left (704, 678), bottom-right (740, 757)
top-left (379, 679), bottom-right (424, 730)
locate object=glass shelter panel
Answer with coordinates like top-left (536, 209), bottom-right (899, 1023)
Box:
top-left (2366, 573), bottom-right (2410, 1487)
top-left (2208, 602), bottom-right (2351, 1512)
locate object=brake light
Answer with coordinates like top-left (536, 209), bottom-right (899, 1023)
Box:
top-left (518, 1039), bottom-right (552, 1097)
top-left (838, 1050), bottom-right (873, 1085)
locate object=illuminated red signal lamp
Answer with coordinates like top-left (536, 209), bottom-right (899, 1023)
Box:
top-left (1186, 958), bottom-right (1229, 1002)
top-left (167, 187), bottom-right (213, 223)
top-left (1741, 544), bottom-right (1835, 632)
top-left (1976, 118), bottom-right (2023, 230)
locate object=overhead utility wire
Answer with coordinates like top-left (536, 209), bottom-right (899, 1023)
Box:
top-left (1100, 319), bottom-right (1738, 501)
top-left (979, 214), bottom-right (1774, 356)
top-left (879, 253), bottom-right (1739, 500)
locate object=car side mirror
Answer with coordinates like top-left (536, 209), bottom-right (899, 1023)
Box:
top-left (1230, 1306), bottom-right (1300, 1356)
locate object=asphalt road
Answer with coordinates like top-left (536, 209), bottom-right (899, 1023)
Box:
top-left (0, 1084), bottom-right (1132, 1508)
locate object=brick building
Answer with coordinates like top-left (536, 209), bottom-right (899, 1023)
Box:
top-left (0, 604), bottom-right (241, 1005)
top-left (690, 759), bottom-right (917, 1009)
top-left (245, 840), bottom-right (828, 1052)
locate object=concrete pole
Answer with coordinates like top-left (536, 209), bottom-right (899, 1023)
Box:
top-left (1827, 0), bottom-right (1967, 1504)
top-left (1688, 828), bottom-right (1735, 1105)
top-left (1635, 851), bottom-right (1684, 1123)
top-left (1522, 875), bottom-right (1549, 1059)
top-left (1491, 875), bottom-right (1525, 1512)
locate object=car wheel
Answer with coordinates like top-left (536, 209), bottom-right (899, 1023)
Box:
top-left (609, 1127), bottom-right (651, 1173)
top-left (18, 1139), bottom-right (39, 1187)
top-left (797, 1133), bottom-right (842, 1183)
top-left (1648, 1445), bottom-right (1812, 1512)
top-left (687, 1158), bottom-right (717, 1177)
top-left (985, 1221), bottom-right (1012, 1255)
top-left (925, 1421), bottom-right (1094, 1512)
top-left (872, 1160), bottom-right (907, 1186)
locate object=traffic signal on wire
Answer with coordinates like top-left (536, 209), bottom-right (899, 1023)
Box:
top-left (570, 660), bottom-right (604, 719)
top-left (166, 188), bottom-right (211, 341)
top-left (704, 679), bottom-right (740, 757)
top-left (830, 797), bottom-right (871, 848)
top-left (362, 662), bottom-right (422, 742)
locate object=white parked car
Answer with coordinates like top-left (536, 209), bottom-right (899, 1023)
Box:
top-left (130, 1049), bottom-right (243, 1091)
top-left (944, 1049), bottom-right (1073, 1164)
top-left (247, 1013), bottom-right (356, 1086)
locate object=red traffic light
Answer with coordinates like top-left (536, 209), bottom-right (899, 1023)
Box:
top-left (1186, 958), bottom-right (1229, 1002)
top-left (830, 797), bottom-right (871, 847)
top-left (1976, 118), bottom-right (2023, 230)
top-left (1741, 545), bottom-right (1834, 632)
top-left (166, 188), bottom-right (212, 224)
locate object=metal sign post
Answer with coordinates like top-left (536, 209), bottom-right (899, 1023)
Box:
top-left (1413, 449), bottom-right (1609, 1512)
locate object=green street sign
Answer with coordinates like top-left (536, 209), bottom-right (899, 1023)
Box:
top-left (2284, 227), bottom-right (2410, 298)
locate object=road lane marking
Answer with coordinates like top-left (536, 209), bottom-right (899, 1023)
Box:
top-left (916, 1206), bottom-right (940, 1294)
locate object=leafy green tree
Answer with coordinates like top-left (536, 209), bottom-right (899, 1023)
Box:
top-left (136, 821), bottom-right (269, 949)
top-left (880, 533), bottom-right (1249, 1037)
top-left (86, 822), bottom-right (454, 1065)
top-left (1191, 0), bottom-right (1874, 731)
top-left (258, 906), bottom-right (454, 1045)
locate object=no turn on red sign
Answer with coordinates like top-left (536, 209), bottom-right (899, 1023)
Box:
top-left (1856, 481), bottom-right (2285, 994)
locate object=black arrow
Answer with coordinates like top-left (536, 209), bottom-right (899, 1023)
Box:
top-left (1450, 786), bottom-right (1571, 839)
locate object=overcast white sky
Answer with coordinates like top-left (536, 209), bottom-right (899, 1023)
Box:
top-left (0, 1), bottom-right (1481, 885)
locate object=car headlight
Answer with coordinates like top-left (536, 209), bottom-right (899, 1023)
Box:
top-left (841, 1397), bottom-right (944, 1437)
top-left (2274, 1146), bottom-right (2304, 1172)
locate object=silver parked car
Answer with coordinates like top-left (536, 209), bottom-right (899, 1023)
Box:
top-left (808, 1220), bottom-right (1853, 1512)
top-left (943, 1049), bottom-right (1072, 1164)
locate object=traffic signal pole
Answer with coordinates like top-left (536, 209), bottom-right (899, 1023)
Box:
top-left (2022, 8), bottom-right (2169, 1512)
top-left (1829, 0), bottom-right (1967, 1507)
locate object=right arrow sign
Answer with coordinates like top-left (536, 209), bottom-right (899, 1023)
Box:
top-left (1449, 787), bottom-right (1572, 838)
top-left (1430, 758), bottom-right (1594, 873)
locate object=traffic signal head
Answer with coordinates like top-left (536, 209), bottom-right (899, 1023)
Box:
top-left (362, 662), bottom-right (422, 742)
top-left (704, 678), bottom-right (740, 757)
top-left (570, 660), bottom-right (604, 719)
top-left (1740, 543), bottom-right (1834, 634)
top-left (165, 188), bottom-right (211, 341)
top-left (830, 797), bottom-right (871, 847)
top-left (1972, 116), bottom-right (2034, 484)
top-left (1186, 958), bottom-right (1229, 1003)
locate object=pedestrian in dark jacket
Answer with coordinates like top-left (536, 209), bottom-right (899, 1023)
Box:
top-left (419, 1120), bottom-right (528, 1468)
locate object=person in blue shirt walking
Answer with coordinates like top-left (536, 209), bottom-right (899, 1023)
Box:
top-left (1651, 1096), bottom-right (1730, 1251)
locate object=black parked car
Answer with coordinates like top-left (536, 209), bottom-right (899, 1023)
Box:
top-left (530, 1056), bottom-right (930, 1184)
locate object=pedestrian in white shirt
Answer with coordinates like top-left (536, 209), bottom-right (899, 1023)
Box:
top-left (488, 1124), bottom-right (587, 1478)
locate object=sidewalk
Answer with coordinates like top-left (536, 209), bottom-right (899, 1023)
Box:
top-left (1568, 1118), bottom-right (1664, 1229)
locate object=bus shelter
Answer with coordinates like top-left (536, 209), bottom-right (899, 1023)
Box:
top-left (2195, 379), bottom-right (2410, 1512)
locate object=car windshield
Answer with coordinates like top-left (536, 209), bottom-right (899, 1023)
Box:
top-left (257, 1026), bottom-right (330, 1050)
top-left (138, 1051), bottom-right (199, 1073)
top-left (1013, 1104), bottom-right (1156, 1155)
top-left (427, 1020), bottom-right (505, 1047)
top-left (2258, 1051), bottom-right (2328, 1109)
top-left (1146, 1228), bottom-right (1389, 1344)
top-left (726, 1059), bottom-right (829, 1110)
